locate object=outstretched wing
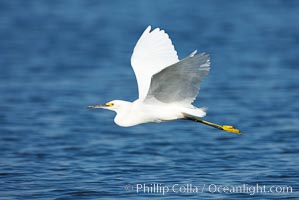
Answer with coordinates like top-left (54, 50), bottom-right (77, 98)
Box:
top-left (144, 52), bottom-right (210, 105)
top-left (131, 26), bottom-right (179, 101)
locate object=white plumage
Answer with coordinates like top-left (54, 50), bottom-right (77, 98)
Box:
top-left (87, 26), bottom-right (240, 134)
top-left (131, 26), bottom-right (180, 101)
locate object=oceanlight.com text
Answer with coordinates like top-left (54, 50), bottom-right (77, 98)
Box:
top-left (123, 183), bottom-right (293, 196)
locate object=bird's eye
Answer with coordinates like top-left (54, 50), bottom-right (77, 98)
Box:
top-left (106, 102), bottom-right (114, 107)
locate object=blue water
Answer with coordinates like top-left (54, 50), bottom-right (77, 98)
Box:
top-left (1, 0), bottom-right (299, 199)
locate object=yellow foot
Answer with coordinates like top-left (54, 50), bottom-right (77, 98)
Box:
top-left (222, 125), bottom-right (241, 134)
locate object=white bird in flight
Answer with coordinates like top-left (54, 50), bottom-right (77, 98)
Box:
top-left (88, 26), bottom-right (240, 134)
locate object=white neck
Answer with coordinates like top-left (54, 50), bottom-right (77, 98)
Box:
top-left (114, 101), bottom-right (133, 127)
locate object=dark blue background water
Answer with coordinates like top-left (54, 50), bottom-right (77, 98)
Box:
top-left (1, 0), bottom-right (299, 199)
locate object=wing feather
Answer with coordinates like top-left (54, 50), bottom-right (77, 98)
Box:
top-left (131, 26), bottom-right (179, 100)
top-left (144, 52), bottom-right (210, 105)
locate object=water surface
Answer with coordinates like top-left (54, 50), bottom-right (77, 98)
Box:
top-left (0, 0), bottom-right (299, 199)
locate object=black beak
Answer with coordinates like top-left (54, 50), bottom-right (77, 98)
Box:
top-left (87, 104), bottom-right (105, 109)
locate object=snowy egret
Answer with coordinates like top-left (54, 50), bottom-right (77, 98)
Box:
top-left (88, 26), bottom-right (240, 134)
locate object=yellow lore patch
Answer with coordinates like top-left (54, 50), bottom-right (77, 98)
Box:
top-left (105, 102), bottom-right (114, 107)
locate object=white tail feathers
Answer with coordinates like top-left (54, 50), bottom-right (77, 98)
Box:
top-left (182, 107), bottom-right (207, 118)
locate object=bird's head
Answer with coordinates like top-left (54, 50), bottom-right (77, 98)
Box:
top-left (87, 100), bottom-right (129, 112)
